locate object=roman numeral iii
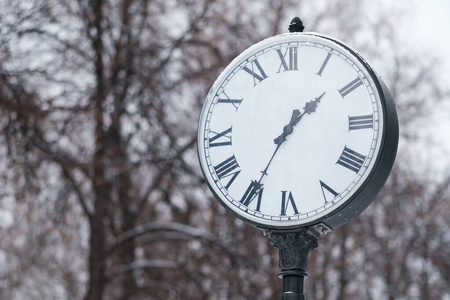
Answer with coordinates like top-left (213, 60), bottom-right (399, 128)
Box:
top-left (349, 114), bottom-right (373, 130)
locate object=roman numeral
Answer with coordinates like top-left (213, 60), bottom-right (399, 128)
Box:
top-left (276, 47), bottom-right (298, 72)
top-left (214, 155), bottom-right (241, 189)
top-left (338, 78), bottom-right (363, 98)
top-left (349, 114), bottom-right (373, 130)
top-left (316, 52), bottom-right (332, 76)
top-left (242, 59), bottom-right (268, 86)
top-left (217, 91), bottom-right (243, 111)
top-left (336, 146), bottom-right (366, 173)
top-left (209, 127), bottom-right (232, 147)
top-left (280, 191), bottom-right (299, 216)
top-left (319, 180), bottom-right (339, 203)
top-left (240, 181), bottom-right (263, 211)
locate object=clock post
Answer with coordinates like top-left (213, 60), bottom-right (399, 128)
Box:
top-left (268, 227), bottom-right (319, 300)
top-left (197, 13), bottom-right (399, 300)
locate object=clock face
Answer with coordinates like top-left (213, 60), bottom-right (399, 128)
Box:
top-left (198, 33), bottom-right (394, 229)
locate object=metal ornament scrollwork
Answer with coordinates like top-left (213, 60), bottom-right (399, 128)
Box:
top-left (269, 229), bottom-right (319, 278)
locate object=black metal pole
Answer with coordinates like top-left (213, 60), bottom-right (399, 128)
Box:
top-left (268, 228), bottom-right (319, 300)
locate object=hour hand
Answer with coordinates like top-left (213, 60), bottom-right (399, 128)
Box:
top-left (274, 109), bottom-right (301, 145)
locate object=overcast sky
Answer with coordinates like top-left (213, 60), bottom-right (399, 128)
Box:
top-left (414, 0), bottom-right (450, 71)
top-left (410, 0), bottom-right (450, 171)
top-left (417, 2), bottom-right (450, 86)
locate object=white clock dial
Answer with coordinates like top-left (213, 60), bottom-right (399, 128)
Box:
top-left (198, 33), bottom-right (398, 229)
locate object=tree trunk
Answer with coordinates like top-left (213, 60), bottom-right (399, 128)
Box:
top-left (86, 1), bottom-right (108, 299)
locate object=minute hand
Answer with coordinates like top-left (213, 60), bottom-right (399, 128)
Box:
top-left (274, 91), bottom-right (326, 145)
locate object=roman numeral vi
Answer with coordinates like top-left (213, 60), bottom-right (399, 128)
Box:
top-left (280, 191), bottom-right (299, 216)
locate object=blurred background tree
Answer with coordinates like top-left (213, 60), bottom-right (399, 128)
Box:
top-left (0, 0), bottom-right (449, 299)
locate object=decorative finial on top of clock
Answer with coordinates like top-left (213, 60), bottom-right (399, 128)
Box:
top-left (289, 17), bottom-right (305, 33)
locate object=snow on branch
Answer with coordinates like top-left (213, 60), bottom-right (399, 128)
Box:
top-left (113, 259), bottom-right (179, 275)
top-left (116, 221), bottom-right (216, 246)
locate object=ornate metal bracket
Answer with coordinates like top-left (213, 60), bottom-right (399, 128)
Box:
top-left (268, 227), bottom-right (319, 300)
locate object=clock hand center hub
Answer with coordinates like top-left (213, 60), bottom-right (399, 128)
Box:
top-left (274, 92), bottom-right (326, 146)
